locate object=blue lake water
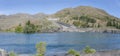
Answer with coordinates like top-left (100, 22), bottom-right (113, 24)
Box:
top-left (0, 32), bottom-right (120, 54)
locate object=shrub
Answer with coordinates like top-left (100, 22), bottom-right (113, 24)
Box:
top-left (73, 21), bottom-right (81, 27)
top-left (15, 24), bottom-right (23, 33)
top-left (83, 46), bottom-right (96, 54)
top-left (80, 16), bottom-right (96, 23)
top-left (68, 49), bottom-right (76, 55)
top-left (75, 52), bottom-right (80, 56)
top-left (36, 42), bottom-right (46, 56)
top-left (68, 49), bottom-right (80, 56)
top-left (23, 20), bottom-right (37, 33)
top-left (107, 21), bottom-right (120, 29)
top-left (9, 51), bottom-right (17, 56)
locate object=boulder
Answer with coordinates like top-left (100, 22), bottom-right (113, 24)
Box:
top-left (0, 49), bottom-right (8, 56)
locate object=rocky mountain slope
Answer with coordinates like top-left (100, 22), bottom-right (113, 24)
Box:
top-left (54, 6), bottom-right (120, 29)
top-left (0, 13), bottom-right (47, 30)
top-left (0, 6), bottom-right (120, 33)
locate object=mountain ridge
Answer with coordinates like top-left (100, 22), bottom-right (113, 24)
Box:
top-left (0, 6), bottom-right (120, 33)
top-left (54, 6), bottom-right (120, 29)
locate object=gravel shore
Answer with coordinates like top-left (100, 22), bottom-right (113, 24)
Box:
top-left (47, 50), bottom-right (120, 56)
top-left (80, 50), bottom-right (120, 56)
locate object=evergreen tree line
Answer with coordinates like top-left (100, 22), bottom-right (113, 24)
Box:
top-left (72, 16), bottom-right (96, 23)
top-left (72, 15), bottom-right (99, 28)
top-left (107, 21), bottom-right (120, 29)
top-left (15, 20), bottom-right (38, 33)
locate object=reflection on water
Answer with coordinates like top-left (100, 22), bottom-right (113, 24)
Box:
top-left (0, 32), bottom-right (119, 54)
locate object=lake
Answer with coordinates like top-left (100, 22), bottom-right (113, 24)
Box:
top-left (0, 32), bottom-right (120, 54)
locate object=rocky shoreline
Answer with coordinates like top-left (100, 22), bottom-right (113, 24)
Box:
top-left (80, 50), bottom-right (120, 56)
top-left (86, 28), bottom-right (120, 34)
top-left (57, 28), bottom-right (120, 34)
top-left (46, 50), bottom-right (120, 56)
top-left (18, 50), bottom-right (120, 56)
top-left (0, 49), bottom-right (120, 56)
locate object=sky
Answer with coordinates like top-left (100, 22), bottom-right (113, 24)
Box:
top-left (0, 0), bottom-right (120, 18)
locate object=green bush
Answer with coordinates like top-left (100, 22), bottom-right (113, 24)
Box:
top-left (83, 46), bottom-right (96, 54)
top-left (9, 51), bottom-right (17, 56)
top-left (80, 16), bottom-right (96, 23)
top-left (75, 52), bottom-right (80, 56)
top-left (73, 21), bottom-right (81, 27)
top-left (68, 49), bottom-right (76, 55)
top-left (72, 16), bottom-right (97, 28)
top-left (36, 42), bottom-right (46, 56)
top-left (68, 49), bottom-right (80, 56)
top-left (36, 54), bottom-right (43, 56)
top-left (15, 20), bottom-right (38, 33)
top-left (107, 21), bottom-right (120, 29)
top-left (23, 20), bottom-right (37, 33)
top-left (73, 21), bottom-right (89, 28)
top-left (15, 24), bottom-right (23, 33)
